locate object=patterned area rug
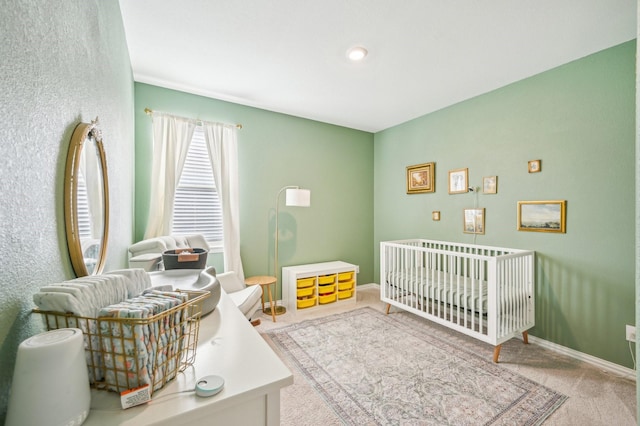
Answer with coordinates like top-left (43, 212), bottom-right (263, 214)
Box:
top-left (266, 307), bottom-right (567, 425)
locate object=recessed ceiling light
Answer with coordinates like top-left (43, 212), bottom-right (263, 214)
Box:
top-left (347, 46), bottom-right (368, 61)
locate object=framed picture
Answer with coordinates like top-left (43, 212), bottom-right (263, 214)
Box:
top-left (406, 162), bottom-right (435, 194)
top-left (432, 211), bottom-right (440, 221)
top-left (483, 176), bottom-right (497, 194)
top-left (517, 200), bottom-right (566, 233)
top-left (448, 168), bottom-right (468, 194)
top-left (528, 160), bottom-right (541, 173)
top-left (463, 208), bottom-right (485, 234)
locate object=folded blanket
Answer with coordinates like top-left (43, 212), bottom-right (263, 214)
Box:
top-left (37, 285), bottom-right (86, 314)
top-left (99, 304), bottom-right (151, 391)
top-left (98, 291), bottom-right (186, 392)
top-left (34, 275), bottom-right (130, 318)
top-left (106, 268), bottom-right (152, 298)
top-left (81, 275), bottom-right (129, 307)
top-left (33, 291), bottom-right (91, 317)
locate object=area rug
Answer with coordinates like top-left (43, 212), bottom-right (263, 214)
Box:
top-left (266, 307), bottom-right (567, 425)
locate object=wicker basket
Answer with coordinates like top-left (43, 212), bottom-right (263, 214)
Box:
top-left (34, 290), bottom-right (208, 395)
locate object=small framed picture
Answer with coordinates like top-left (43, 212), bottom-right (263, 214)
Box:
top-left (448, 168), bottom-right (468, 194)
top-left (528, 160), bottom-right (541, 173)
top-left (517, 200), bottom-right (566, 233)
top-left (406, 162), bottom-right (435, 194)
top-left (483, 176), bottom-right (497, 194)
top-left (463, 208), bottom-right (485, 234)
top-left (432, 211), bottom-right (440, 221)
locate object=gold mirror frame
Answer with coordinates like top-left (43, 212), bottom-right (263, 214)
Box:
top-left (64, 117), bottom-right (109, 276)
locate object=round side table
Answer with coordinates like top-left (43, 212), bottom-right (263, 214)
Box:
top-left (245, 275), bottom-right (286, 322)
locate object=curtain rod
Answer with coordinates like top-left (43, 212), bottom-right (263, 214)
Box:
top-left (144, 108), bottom-right (242, 129)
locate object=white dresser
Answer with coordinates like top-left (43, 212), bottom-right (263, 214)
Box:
top-left (83, 289), bottom-right (293, 425)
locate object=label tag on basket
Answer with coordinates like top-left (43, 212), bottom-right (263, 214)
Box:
top-left (120, 384), bottom-right (151, 409)
top-left (178, 252), bottom-right (199, 262)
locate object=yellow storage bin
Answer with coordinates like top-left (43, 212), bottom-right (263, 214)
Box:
top-left (318, 283), bottom-right (336, 295)
top-left (338, 289), bottom-right (354, 300)
top-left (318, 274), bottom-right (335, 285)
top-left (338, 271), bottom-right (354, 282)
top-left (318, 293), bottom-right (337, 304)
top-left (297, 277), bottom-right (315, 288)
top-left (297, 286), bottom-right (315, 298)
top-left (338, 280), bottom-right (354, 291)
top-left (297, 296), bottom-right (316, 309)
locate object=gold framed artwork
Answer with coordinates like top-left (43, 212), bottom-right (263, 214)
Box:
top-left (517, 200), bottom-right (566, 233)
top-left (448, 168), bottom-right (468, 194)
top-left (528, 160), bottom-right (541, 173)
top-left (463, 208), bottom-right (485, 234)
top-left (483, 176), bottom-right (497, 194)
top-left (432, 211), bottom-right (440, 221)
top-left (406, 162), bottom-right (435, 194)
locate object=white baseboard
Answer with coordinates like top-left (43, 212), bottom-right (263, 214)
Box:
top-left (356, 282), bottom-right (637, 381)
top-left (527, 335), bottom-right (636, 381)
top-left (357, 283), bottom-right (380, 290)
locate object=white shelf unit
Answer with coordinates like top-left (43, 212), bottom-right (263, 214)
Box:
top-left (282, 261), bottom-right (358, 315)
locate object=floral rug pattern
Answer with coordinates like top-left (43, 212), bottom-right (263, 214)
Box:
top-left (267, 307), bottom-right (567, 425)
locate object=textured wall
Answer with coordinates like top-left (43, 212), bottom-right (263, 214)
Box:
top-left (0, 0), bottom-right (134, 420)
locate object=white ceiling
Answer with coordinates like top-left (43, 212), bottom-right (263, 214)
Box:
top-left (119, 0), bottom-right (636, 133)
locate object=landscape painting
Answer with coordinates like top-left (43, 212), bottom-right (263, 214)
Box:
top-left (517, 200), bottom-right (566, 233)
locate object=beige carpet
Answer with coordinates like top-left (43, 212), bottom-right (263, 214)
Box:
top-left (255, 286), bottom-right (636, 425)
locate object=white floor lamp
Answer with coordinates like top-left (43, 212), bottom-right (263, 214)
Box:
top-left (273, 185), bottom-right (311, 314)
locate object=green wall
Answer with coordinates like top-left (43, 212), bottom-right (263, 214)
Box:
top-left (635, 11), bottom-right (640, 416)
top-left (134, 83), bottom-right (375, 294)
top-left (374, 41), bottom-right (636, 368)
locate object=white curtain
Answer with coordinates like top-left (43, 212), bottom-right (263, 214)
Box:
top-left (144, 114), bottom-right (196, 239)
top-left (201, 123), bottom-right (245, 281)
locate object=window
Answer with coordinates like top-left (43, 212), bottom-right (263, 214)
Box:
top-left (172, 126), bottom-right (223, 249)
top-left (76, 170), bottom-right (91, 240)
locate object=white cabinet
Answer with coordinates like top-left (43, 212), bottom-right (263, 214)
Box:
top-left (282, 261), bottom-right (358, 314)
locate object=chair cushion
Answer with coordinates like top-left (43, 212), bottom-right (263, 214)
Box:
top-left (216, 271), bottom-right (246, 293)
top-left (228, 285), bottom-right (262, 316)
top-left (128, 239), bottom-right (168, 256)
top-left (128, 254), bottom-right (162, 271)
top-left (130, 253), bottom-right (163, 262)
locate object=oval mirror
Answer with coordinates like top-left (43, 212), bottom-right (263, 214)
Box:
top-left (64, 118), bottom-right (109, 276)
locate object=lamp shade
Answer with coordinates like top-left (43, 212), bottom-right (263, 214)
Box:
top-left (285, 188), bottom-right (311, 207)
top-left (6, 328), bottom-right (91, 426)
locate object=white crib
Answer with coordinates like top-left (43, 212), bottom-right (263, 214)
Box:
top-left (380, 239), bottom-right (534, 362)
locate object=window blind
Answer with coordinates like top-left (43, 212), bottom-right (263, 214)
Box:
top-left (76, 170), bottom-right (91, 239)
top-left (172, 127), bottom-right (223, 244)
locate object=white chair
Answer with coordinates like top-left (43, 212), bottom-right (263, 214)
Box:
top-left (128, 234), bottom-right (210, 271)
top-left (216, 271), bottom-right (263, 322)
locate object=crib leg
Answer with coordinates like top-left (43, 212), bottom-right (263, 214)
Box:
top-left (522, 331), bottom-right (529, 344)
top-left (493, 345), bottom-right (502, 363)
top-left (385, 303), bottom-right (391, 315)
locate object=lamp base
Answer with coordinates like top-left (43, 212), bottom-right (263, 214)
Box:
top-left (263, 306), bottom-right (287, 316)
